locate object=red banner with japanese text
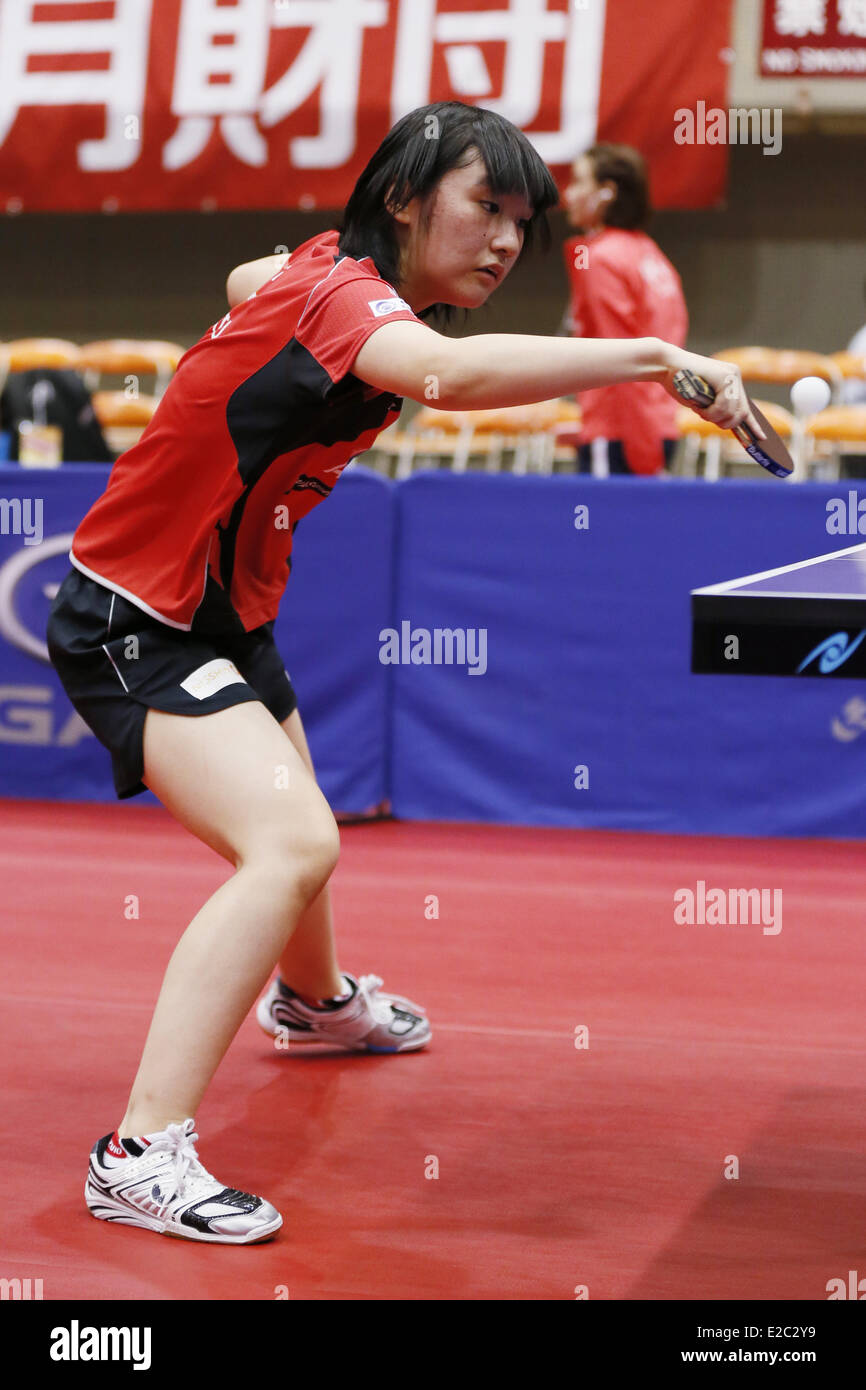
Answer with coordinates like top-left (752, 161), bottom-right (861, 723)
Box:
top-left (0, 0), bottom-right (734, 214)
top-left (761, 0), bottom-right (866, 76)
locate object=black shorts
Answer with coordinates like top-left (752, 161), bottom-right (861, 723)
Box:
top-left (46, 567), bottom-right (298, 801)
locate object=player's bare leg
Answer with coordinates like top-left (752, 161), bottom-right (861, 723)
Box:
top-left (117, 700), bottom-right (340, 1138)
top-left (258, 711), bottom-right (431, 1054)
top-left (274, 708), bottom-right (344, 1001)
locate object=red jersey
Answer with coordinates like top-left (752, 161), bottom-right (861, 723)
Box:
top-left (563, 228), bottom-right (688, 474)
top-left (70, 230), bottom-right (420, 632)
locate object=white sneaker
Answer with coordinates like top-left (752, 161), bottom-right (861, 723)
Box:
top-left (85, 1118), bottom-right (282, 1244)
top-left (256, 972), bottom-right (431, 1052)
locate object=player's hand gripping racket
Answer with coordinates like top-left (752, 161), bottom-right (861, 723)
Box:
top-left (672, 369), bottom-right (793, 478)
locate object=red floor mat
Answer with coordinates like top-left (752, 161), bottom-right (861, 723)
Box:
top-left (1, 798), bottom-right (864, 1300)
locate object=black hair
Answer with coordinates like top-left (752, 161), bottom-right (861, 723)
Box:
top-left (336, 101), bottom-right (559, 324)
top-left (583, 144), bottom-right (650, 231)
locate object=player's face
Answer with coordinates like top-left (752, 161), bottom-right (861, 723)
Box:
top-left (563, 155), bottom-right (602, 230)
top-left (396, 152), bottom-right (533, 310)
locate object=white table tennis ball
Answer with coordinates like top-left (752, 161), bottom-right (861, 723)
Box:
top-left (790, 375), bottom-right (831, 416)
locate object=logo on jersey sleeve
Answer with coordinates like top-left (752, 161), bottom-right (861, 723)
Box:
top-left (368, 297), bottom-right (412, 317)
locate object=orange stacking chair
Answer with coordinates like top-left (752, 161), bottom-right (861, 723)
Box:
top-left (382, 398), bottom-right (580, 478)
top-left (77, 339), bottom-right (184, 451)
top-left (0, 338), bottom-right (82, 396)
top-left (802, 406), bottom-right (866, 476)
top-left (78, 339), bottom-right (185, 399)
top-left (90, 391), bottom-right (161, 455)
top-left (713, 346), bottom-right (843, 399)
top-left (676, 400), bottom-right (795, 481)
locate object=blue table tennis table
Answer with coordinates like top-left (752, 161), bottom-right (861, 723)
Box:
top-left (692, 541), bottom-right (866, 676)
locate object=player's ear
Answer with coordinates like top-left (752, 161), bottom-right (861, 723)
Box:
top-left (385, 183), bottom-right (412, 225)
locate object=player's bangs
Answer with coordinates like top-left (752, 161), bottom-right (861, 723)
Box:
top-left (464, 118), bottom-right (560, 255)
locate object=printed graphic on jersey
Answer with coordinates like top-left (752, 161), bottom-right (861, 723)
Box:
top-left (290, 474), bottom-right (333, 497)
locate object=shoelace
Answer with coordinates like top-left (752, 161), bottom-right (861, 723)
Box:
top-left (357, 973), bottom-right (425, 1021)
top-left (356, 974), bottom-right (394, 1024)
top-left (146, 1122), bottom-right (217, 1220)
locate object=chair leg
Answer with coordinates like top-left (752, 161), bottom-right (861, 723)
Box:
top-left (539, 433), bottom-right (555, 474)
top-left (453, 425), bottom-right (473, 472)
top-left (590, 438), bottom-right (609, 477)
top-left (527, 432), bottom-right (552, 473)
top-left (485, 434), bottom-right (504, 472)
top-left (682, 434), bottom-right (699, 476)
top-left (791, 420), bottom-right (807, 481)
top-left (704, 436), bottom-right (721, 482)
top-left (395, 431), bottom-right (418, 480)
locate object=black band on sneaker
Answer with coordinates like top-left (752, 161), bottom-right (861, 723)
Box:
top-left (94, 1131), bottom-right (148, 1163)
top-left (94, 1134), bottom-right (115, 1165)
top-left (179, 1188), bottom-right (261, 1233)
top-left (278, 975), bottom-right (356, 1010)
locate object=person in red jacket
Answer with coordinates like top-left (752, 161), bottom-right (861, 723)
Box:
top-left (563, 144), bottom-right (689, 476)
top-left (47, 103), bottom-right (757, 1246)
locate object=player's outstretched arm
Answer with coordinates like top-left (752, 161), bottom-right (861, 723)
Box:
top-left (352, 320), bottom-right (763, 437)
top-left (226, 252), bottom-right (290, 307)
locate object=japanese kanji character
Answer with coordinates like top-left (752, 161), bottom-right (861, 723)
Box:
top-left (164, 0), bottom-right (387, 173)
top-left (773, 0), bottom-right (828, 38)
top-left (0, 0), bottom-right (152, 171)
top-left (838, 0), bottom-right (866, 38)
top-left (391, 0), bottom-right (604, 165)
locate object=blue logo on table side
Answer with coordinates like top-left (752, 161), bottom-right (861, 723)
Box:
top-left (797, 630), bottom-right (866, 674)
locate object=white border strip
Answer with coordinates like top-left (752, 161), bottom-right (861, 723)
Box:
top-left (692, 541), bottom-right (866, 596)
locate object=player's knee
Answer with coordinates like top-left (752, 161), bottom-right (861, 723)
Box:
top-left (245, 809), bottom-right (340, 899)
top-left (296, 813), bottom-right (340, 896)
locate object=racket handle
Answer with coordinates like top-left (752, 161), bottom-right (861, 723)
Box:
top-left (672, 369), bottom-right (760, 446)
top-left (671, 368), bottom-right (716, 409)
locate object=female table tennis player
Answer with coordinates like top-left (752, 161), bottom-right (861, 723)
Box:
top-left (562, 143), bottom-right (689, 476)
top-left (46, 100), bottom-right (758, 1244)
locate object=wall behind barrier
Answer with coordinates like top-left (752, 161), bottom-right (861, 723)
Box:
top-left (390, 473), bottom-right (866, 838)
top-left (2, 463), bottom-right (865, 838)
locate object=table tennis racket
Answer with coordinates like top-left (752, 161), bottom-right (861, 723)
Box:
top-left (672, 368), bottom-right (793, 478)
